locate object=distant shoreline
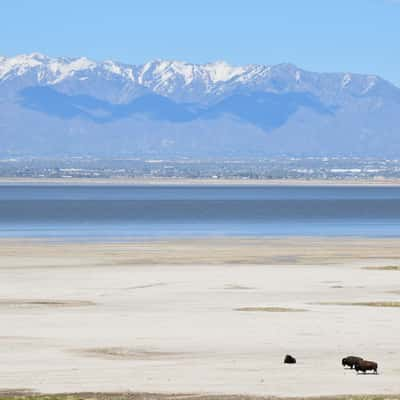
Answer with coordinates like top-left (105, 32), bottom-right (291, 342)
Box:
top-left (1, 236), bottom-right (400, 265)
top-left (1, 393), bottom-right (400, 400)
top-left (1, 177), bottom-right (400, 186)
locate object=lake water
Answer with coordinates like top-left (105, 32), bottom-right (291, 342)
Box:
top-left (1, 184), bottom-right (400, 239)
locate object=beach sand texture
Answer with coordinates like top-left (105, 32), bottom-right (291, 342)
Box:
top-left (0, 238), bottom-right (400, 397)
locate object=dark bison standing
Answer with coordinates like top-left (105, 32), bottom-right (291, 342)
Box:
top-left (284, 354), bottom-right (296, 364)
top-left (354, 360), bottom-right (378, 374)
top-left (342, 356), bottom-right (363, 369)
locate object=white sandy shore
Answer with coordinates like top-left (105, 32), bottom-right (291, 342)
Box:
top-left (0, 238), bottom-right (400, 397)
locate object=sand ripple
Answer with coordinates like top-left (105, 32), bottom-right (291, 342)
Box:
top-left (76, 347), bottom-right (187, 360)
top-left (0, 299), bottom-right (96, 308)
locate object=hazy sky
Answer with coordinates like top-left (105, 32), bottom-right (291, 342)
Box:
top-left (1, 0), bottom-right (399, 85)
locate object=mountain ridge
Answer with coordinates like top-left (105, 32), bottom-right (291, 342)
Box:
top-left (1, 53), bottom-right (400, 157)
top-left (1, 53), bottom-right (394, 103)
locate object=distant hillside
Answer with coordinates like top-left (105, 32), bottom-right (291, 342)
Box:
top-left (1, 53), bottom-right (400, 157)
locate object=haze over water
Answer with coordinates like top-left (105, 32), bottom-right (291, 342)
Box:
top-left (1, 184), bottom-right (400, 239)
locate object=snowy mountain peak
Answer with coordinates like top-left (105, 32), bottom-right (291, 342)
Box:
top-left (0, 53), bottom-right (98, 82)
top-left (0, 53), bottom-right (394, 104)
top-left (137, 59), bottom-right (245, 86)
top-left (203, 60), bottom-right (246, 82)
top-left (28, 52), bottom-right (50, 61)
top-left (46, 57), bottom-right (97, 83)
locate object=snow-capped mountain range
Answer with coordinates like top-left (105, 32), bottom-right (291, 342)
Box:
top-left (1, 53), bottom-right (400, 157)
top-left (1, 53), bottom-right (393, 103)
top-left (0, 53), bottom-right (245, 86)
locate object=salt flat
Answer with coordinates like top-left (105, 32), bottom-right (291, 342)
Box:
top-left (0, 238), bottom-right (400, 397)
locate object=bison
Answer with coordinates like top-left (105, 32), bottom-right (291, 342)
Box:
top-left (342, 356), bottom-right (363, 369)
top-left (284, 354), bottom-right (296, 364)
top-left (354, 359), bottom-right (378, 374)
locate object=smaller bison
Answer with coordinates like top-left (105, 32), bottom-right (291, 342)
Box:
top-left (284, 354), bottom-right (296, 364)
top-left (342, 356), bottom-right (363, 369)
top-left (354, 359), bottom-right (378, 374)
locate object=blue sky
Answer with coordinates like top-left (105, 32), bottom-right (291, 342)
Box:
top-left (1, 0), bottom-right (399, 85)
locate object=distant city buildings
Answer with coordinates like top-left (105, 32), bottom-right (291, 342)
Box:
top-left (0, 157), bottom-right (399, 181)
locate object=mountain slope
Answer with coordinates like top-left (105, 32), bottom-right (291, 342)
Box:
top-left (1, 53), bottom-right (400, 157)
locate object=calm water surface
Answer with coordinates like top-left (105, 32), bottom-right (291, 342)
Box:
top-left (0, 185), bottom-right (400, 239)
